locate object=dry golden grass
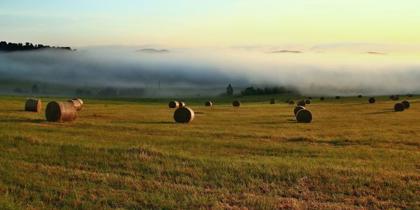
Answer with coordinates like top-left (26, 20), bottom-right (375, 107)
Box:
top-left (0, 96), bottom-right (419, 209)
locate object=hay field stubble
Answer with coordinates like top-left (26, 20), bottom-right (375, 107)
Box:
top-left (0, 96), bottom-right (419, 209)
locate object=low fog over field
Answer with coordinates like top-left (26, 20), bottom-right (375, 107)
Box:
top-left (1, 45), bottom-right (420, 97)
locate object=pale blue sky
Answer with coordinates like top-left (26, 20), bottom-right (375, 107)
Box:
top-left (1, 0), bottom-right (420, 47)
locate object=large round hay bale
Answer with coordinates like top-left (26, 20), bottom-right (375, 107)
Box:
top-left (296, 109), bottom-right (312, 123)
top-left (68, 99), bottom-right (83, 111)
top-left (73, 98), bottom-right (84, 105)
top-left (394, 103), bottom-right (405, 112)
top-left (45, 101), bottom-right (77, 122)
top-left (369, 97), bottom-right (376, 104)
top-left (320, 97), bottom-right (325, 101)
top-left (308, 97), bottom-right (313, 100)
top-left (205, 101), bottom-right (213, 107)
top-left (294, 106), bottom-right (306, 116)
top-left (305, 99), bottom-right (311, 105)
top-left (232, 100), bottom-right (241, 107)
top-left (335, 96), bottom-right (341, 100)
top-left (390, 95), bottom-right (400, 101)
top-left (270, 98), bottom-right (276, 104)
top-left (179, 101), bottom-right (186, 108)
top-left (169, 101), bottom-right (180, 108)
top-left (402, 100), bottom-right (410, 109)
top-left (288, 100), bottom-right (295, 105)
top-left (358, 95), bottom-right (363, 98)
top-left (25, 99), bottom-right (42, 112)
top-left (174, 107), bottom-right (195, 123)
top-left (297, 100), bottom-right (306, 107)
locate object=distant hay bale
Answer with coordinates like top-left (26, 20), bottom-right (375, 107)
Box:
top-left (205, 101), bottom-right (213, 107)
top-left (297, 100), bottom-right (306, 107)
top-left (294, 106), bottom-right (306, 116)
top-left (174, 107), bottom-right (195, 123)
top-left (45, 101), bottom-right (77, 122)
top-left (308, 97), bottom-right (313, 100)
top-left (407, 94), bottom-right (413, 98)
top-left (179, 101), bottom-right (186, 108)
top-left (296, 109), bottom-right (312, 123)
top-left (68, 98), bottom-right (83, 111)
top-left (394, 103), bottom-right (405, 112)
top-left (25, 98), bottom-right (42, 112)
top-left (390, 95), bottom-right (400, 101)
top-left (369, 97), bottom-right (376, 104)
top-left (232, 100), bottom-right (241, 107)
top-left (305, 99), bottom-right (311, 105)
top-left (270, 98), bottom-right (276, 104)
top-left (169, 101), bottom-right (180, 108)
top-left (402, 100), bottom-right (410, 109)
top-left (288, 100), bottom-right (295, 105)
top-left (335, 96), bottom-right (341, 100)
top-left (320, 97), bottom-right (325, 101)
top-left (358, 95), bottom-right (363, 98)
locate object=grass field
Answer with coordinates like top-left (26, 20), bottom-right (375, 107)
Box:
top-left (0, 96), bottom-right (419, 209)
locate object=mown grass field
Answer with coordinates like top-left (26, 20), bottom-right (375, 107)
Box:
top-left (0, 95), bottom-right (419, 209)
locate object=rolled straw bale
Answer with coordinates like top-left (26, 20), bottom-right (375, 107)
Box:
top-left (296, 109), bottom-right (312, 123)
top-left (25, 99), bottom-right (42, 112)
top-left (232, 100), bottom-right (241, 107)
top-left (394, 103), bottom-right (405, 112)
top-left (174, 107), bottom-right (195, 123)
top-left (45, 101), bottom-right (77, 122)
top-left (169, 101), bottom-right (180, 109)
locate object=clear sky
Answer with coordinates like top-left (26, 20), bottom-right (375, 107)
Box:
top-left (1, 0), bottom-right (420, 48)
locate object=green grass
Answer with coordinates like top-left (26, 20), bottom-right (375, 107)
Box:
top-left (0, 96), bottom-right (419, 209)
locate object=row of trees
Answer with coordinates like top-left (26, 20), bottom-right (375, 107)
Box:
top-left (226, 84), bottom-right (295, 96)
top-left (0, 41), bottom-right (72, 52)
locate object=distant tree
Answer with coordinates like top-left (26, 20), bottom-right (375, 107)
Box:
top-left (31, 84), bottom-right (39, 94)
top-left (226, 84), bottom-right (234, 96)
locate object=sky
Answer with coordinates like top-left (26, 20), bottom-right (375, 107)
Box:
top-left (1, 0), bottom-right (420, 48)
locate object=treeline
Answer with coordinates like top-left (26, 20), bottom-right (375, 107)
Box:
top-left (0, 41), bottom-right (73, 52)
top-left (241, 86), bottom-right (296, 96)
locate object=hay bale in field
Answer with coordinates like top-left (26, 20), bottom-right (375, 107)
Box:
top-left (394, 103), bottom-right (405, 112)
top-left (169, 101), bottom-right (180, 108)
top-left (402, 100), bottom-right (410, 109)
top-left (308, 97), bottom-right (313, 100)
top-left (368, 97), bottom-right (376, 104)
top-left (320, 97), bottom-right (325, 101)
top-left (305, 99), bottom-right (311, 105)
top-left (25, 98), bottom-right (42, 112)
top-left (68, 98), bottom-right (83, 111)
top-left (390, 95), bottom-right (400, 101)
top-left (358, 95), bottom-right (363, 98)
top-left (297, 100), bottom-right (306, 107)
top-left (296, 109), bottom-right (312, 123)
top-left (270, 98), bottom-right (276, 104)
top-left (294, 106), bottom-right (306, 116)
top-left (179, 101), bottom-right (186, 108)
top-left (205, 101), bottom-right (213, 107)
top-left (232, 100), bottom-right (241, 107)
top-left (335, 96), bottom-right (341, 100)
top-left (288, 100), bottom-right (295, 105)
top-left (174, 107), bottom-right (195, 123)
top-left (407, 94), bottom-right (413, 98)
top-left (45, 101), bottom-right (77, 122)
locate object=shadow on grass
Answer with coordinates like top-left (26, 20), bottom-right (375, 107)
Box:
top-left (0, 118), bottom-right (44, 123)
top-left (366, 109), bottom-right (394, 115)
top-left (136, 121), bottom-right (174, 125)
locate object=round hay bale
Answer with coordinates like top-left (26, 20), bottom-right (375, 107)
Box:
top-left (308, 97), bottom-right (313, 100)
top-left (45, 101), bottom-right (77, 122)
top-left (294, 106), bottom-right (306, 116)
top-left (205, 101), bottom-right (213, 107)
top-left (25, 98), bottom-right (42, 112)
top-left (402, 100), bottom-right (410, 109)
top-left (394, 103), bottom-right (405, 112)
top-left (174, 107), bottom-right (195, 123)
top-left (320, 97), bottom-right (325, 101)
top-left (305, 99), bottom-right (311, 105)
top-left (179, 101), bottom-right (186, 108)
top-left (296, 109), bottom-right (312, 123)
top-left (169, 101), bottom-right (180, 109)
top-left (72, 98), bottom-right (84, 105)
top-left (270, 98), bottom-right (276, 104)
top-left (407, 94), bottom-right (413, 98)
top-left (358, 95), bottom-right (363, 98)
top-left (390, 95), bottom-right (399, 101)
top-left (288, 100), bottom-right (295, 105)
top-left (232, 100), bottom-right (241, 107)
top-left (68, 99), bottom-right (83, 111)
top-left (335, 96), bottom-right (341, 100)
top-left (297, 100), bottom-right (306, 107)
top-left (368, 97), bottom-right (376, 104)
